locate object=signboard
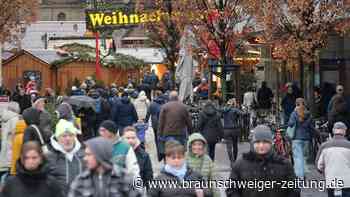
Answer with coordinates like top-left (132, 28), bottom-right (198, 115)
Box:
top-left (86, 9), bottom-right (162, 31)
top-left (0, 96), bottom-right (9, 103)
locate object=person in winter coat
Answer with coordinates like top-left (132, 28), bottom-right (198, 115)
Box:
top-left (0, 103), bottom-right (20, 173)
top-left (222, 98), bottom-right (242, 163)
top-left (22, 108), bottom-right (49, 146)
top-left (328, 94), bottom-right (350, 137)
top-left (47, 119), bottom-right (85, 194)
top-left (158, 91), bottom-right (192, 160)
top-left (316, 122), bottom-right (350, 197)
top-left (150, 70), bottom-right (160, 99)
top-left (186, 133), bottom-right (217, 197)
top-left (149, 140), bottom-right (208, 197)
top-left (122, 127), bottom-right (153, 189)
top-left (98, 121), bottom-right (140, 179)
top-left (71, 86), bottom-right (85, 96)
top-left (327, 85), bottom-right (346, 113)
top-left (282, 84), bottom-right (297, 125)
top-left (198, 101), bottom-right (224, 160)
top-left (162, 71), bottom-right (173, 92)
top-left (158, 91), bottom-right (192, 143)
top-left (133, 91), bottom-right (150, 121)
top-left (32, 97), bottom-right (53, 144)
top-left (288, 98), bottom-right (315, 179)
top-left (68, 137), bottom-right (142, 197)
top-left (89, 90), bottom-right (111, 135)
top-left (226, 125), bottom-right (300, 197)
top-left (257, 81), bottom-right (274, 110)
top-left (1, 141), bottom-right (64, 197)
top-left (112, 93), bottom-right (138, 135)
top-left (56, 102), bottom-right (82, 134)
top-left (142, 71), bottom-right (152, 99)
top-left (108, 87), bottom-right (120, 106)
top-left (145, 91), bottom-right (166, 160)
top-left (11, 88), bottom-right (31, 114)
top-left (313, 87), bottom-right (325, 119)
top-left (10, 118), bottom-right (27, 175)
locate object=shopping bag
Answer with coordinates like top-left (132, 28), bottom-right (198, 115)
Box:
top-left (286, 125), bottom-right (296, 139)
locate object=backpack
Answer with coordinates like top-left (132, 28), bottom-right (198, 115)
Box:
top-left (134, 122), bottom-right (148, 143)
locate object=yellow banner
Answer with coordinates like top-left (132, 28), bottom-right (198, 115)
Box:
top-left (86, 10), bottom-right (162, 30)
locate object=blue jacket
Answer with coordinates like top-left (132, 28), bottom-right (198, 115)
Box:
top-left (288, 111), bottom-right (314, 140)
top-left (282, 94), bottom-right (296, 117)
top-left (149, 73), bottom-right (159, 88)
top-left (143, 74), bottom-right (152, 85)
top-left (111, 96), bottom-right (138, 130)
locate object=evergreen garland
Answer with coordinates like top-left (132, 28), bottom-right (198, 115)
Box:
top-left (52, 43), bottom-right (146, 69)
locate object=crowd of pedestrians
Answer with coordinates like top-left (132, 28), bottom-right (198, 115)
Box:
top-left (0, 74), bottom-right (349, 197)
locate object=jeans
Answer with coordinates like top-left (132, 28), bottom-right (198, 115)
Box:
top-left (292, 139), bottom-right (310, 178)
top-left (328, 188), bottom-right (350, 197)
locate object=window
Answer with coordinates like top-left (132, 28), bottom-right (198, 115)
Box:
top-left (57, 12), bottom-right (66, 21)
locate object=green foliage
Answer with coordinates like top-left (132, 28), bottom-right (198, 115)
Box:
top-left (52, 43), bottom-right (146, 69)
top-left (45, 100), bottom-right (59, 133)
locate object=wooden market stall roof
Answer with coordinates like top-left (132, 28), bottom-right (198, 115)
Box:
top-left (52, 43), bottom-right (146, 69)
top-left (2, 49), bottom-right (62, 93)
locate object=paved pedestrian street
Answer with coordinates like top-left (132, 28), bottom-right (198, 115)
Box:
top-left (145, 128), bottom-right (327, 197)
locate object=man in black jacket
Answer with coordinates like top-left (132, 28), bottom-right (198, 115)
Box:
top-left (226, 125), bottom-right (300, 197)
top-left (257, 81), bottom-right (273, 110)
top-left (122, 126), bottom-right (153, 189)
top-left (198, 101), bottom-right (223, 160)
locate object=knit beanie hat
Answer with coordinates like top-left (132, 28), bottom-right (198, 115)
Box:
top-left (252, 125), bottom-right (273, 144)
top-left (55, 119), bottom-right (78, 138)
top-left (99, 120), bottom-right (117, 134)
top-left (85, 137), bottom-right (113, 169)
top-left (333, 121), bottom-right (348, 135)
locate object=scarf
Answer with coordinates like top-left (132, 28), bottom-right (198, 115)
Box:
top-left (50, 136), bottom-right (81, 162)
top-left (164, 162), bottom-right (187, 180)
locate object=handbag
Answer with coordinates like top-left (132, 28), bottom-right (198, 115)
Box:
top-left (31, 125), bottom-right (49, 154)
top-left (286, 124), bottom-right (296, 139)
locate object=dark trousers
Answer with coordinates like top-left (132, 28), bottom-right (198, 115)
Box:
top-left (225, 135), bottom-right (238, 163)
top-left (224, 129), bottom-right (240, 164)
top-left (153, 127), bottom-right (162, 162)
top-left (208, 143), bottom-right (216, 160)
top-left (328, 188), bottom-right (350, 197)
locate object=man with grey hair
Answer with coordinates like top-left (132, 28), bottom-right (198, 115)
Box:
top-left (158, 90), bottom-right (192, 161)
top-left (327, 84), bottom-right (346, 113)
top-left (316, 122), bottom-right (350, 197)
